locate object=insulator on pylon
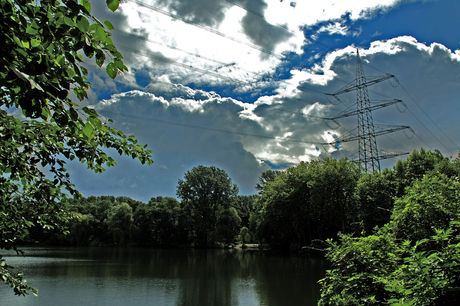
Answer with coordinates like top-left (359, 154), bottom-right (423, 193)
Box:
top-left (403, 128), bottom-right (415, 139)
top-left (388, 76), bottom-right (400, 88)
top-left (324, 119), bottom-right (341, 130)
top-left (324, 94), bottom-right (341, 105)
top-left (395, 101), bottom-right (407, 113)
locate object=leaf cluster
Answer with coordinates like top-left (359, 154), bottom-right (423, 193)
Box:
top-left (0, 0), bottom-right (153, 296)
top-left (319, 173), bottom-right (460, 305)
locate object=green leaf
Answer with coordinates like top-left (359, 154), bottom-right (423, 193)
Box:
top-left (69, 108), bottom-right (79, 121)
top-left (81, 0), bottom-right (92, 13)
top-left (26, 23), bottom-right (38, 35)
top-left (95, 25), bottom-right (107, 43)
top-left (106, 0), bottom-right (120, 12)
top-left (76, 16), bottom-right (90, 33)
top-left (106, 62), bottom-right (117, 79)
top-left (95, 50), bottom-right (105, 67)
top-left (104, 20), bottom-right (114, 30)
top-left (83, 122), bottom-right (95, 139)
top-left (31, 38), bottom-right (41, 48)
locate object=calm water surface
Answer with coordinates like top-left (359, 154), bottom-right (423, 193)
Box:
top-left (0, 247), bottom-right (326, 305)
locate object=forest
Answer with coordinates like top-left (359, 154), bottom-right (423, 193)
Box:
top-left (24, 148), bottom-right (458, 249)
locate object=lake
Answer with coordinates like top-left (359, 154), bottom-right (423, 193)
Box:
top-left (0, 247), bottom-right (327, 305)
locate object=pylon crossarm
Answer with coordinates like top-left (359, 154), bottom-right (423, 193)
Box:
top-left (324, 125), bottom-right (412, 145)
top-left (327, 99), bottom-right (404, 120)
top-left (326, 74), bottom-right (395, 96)
top-left (373, 125), bottom-right (412, 137)
top-left (378, 150), bottom-right (409, 160)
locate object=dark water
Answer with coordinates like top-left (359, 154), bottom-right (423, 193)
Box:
top-left (0, 247), bottom-right (326, 305)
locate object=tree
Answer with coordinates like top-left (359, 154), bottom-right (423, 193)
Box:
top-left (252, 158), bottom-right (360, 249)
top-left (390, 148), bottom-right (457, 197)
top-left (146, 196), bottom-right (185, 246)
top-left (176, 165), bottom-right (239, 247)
top-left (238, 226), bottom-right (251, 247)
top-left (255, 169), bottom-right (282, 194)
top-left (319, 173), bottom-right (460, 305)
top-left (105, 202), bottom-right (134, 246)
top-left (355, 171), bottom-right (394, 234)
top-left (1, 0), bottom-right (153, 295)
top-left (234, 194), bottom-right (258, 229)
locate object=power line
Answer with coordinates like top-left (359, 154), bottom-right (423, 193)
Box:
top-left (396, 80), bottom-right (458, 154)
top-left (114, 29), bottom-right (259, 78)
top-left (118, 45), bottom-right (251, 87)
top-left (99, 110), bottom-right (323, 146)
top-left (361, 58), bottom-right (458, 155)
top-left (116, 1), bottom-right (455, 158)
top-left (132, 0), bottom-right (285, 59)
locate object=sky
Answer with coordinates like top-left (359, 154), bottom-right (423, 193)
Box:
top-left (66, 0), bottom-right (460, 202)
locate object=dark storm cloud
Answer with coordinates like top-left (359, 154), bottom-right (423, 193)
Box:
top-left (239, 0), bottom-right (294, 58)
top-left (155, 0), bottom-right (230, 27)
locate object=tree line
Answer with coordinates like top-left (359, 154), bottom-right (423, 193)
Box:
top-left (22, 149), bottom-right (459, 252)
top-left (26, 165), bottom-right (257, 248)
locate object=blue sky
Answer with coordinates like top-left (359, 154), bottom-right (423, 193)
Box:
top-left (65, 0), bottom-right (460, 202)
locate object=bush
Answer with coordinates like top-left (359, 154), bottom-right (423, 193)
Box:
top-left (319, 173), bottom-right (460, 305)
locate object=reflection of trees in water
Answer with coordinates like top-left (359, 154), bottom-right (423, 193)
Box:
top-left (19, 247), bottom-right (326, 305)
top-left (177, 249), bottom-right (239, 306)
top-left (174, 249), bottom-right (327, 306)
top-left (251, 253), bottom-right (328, 306)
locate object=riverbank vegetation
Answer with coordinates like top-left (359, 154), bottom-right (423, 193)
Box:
top-left (16, 148), bottom-right (460, 304)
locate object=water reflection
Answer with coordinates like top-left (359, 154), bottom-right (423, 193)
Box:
top-left (0, 247), bottom-right (326, 305)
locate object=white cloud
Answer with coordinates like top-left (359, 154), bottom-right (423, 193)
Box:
top-left (68, 1), bottom-right (460, 202)
top-left (94, 0), bottom-right (409, 91)
top-left (318, 22), bottom-right (350, 36)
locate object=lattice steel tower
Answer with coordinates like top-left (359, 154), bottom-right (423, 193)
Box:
top-left (325, 49), bottom-right (411, 173)
top-left (355, 50), bottom-right (379, 172)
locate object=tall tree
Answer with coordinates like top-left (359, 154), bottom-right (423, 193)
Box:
top-left (355, 170), bottom-right (394, 234)
top-left (176, 165), bottom-right (239, 247)
top-left (390, 148), bottom-right (457, 197)
top-left (255, 169), bottom-right (282, 194)
top-left (252, 158), bottom-right (360, 249)
top-left (105, 202), bottom-right (134, 246)
top-left (1, 0), bottom-right (153, 295)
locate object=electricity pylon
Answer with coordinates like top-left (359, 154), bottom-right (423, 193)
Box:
top-left (325, 49), bottom-right (411, 173)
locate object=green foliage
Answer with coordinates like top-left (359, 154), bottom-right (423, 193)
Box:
top-left (255, 169), bottom-right (282, 194)
top-left (234, 194), bottom-right (258, 229)
top-left (252, 158), bottom-right (360, 249)
top-left (1, 0), bottom-right (153, 295)
top-left (105, 202), bottom-right (133, 246)
top-left (238, 226), bottom-right (251, 246)
top-left (138, 196), bottom-right (186, 246)
top-left (1, 254), bottom-right (38, 296)
top-left (392, 173), bottom-right (460, 242)
top-left (177, 165), bottom-right (240, 247)
top-left (390, 148), bottom-right (457, 197)
top-left (215, 206), bottom-right (241, 245)
top-left (319, 173), bottom-right (460, 305)
top-left (356, 171), bottom-right (394, 234)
